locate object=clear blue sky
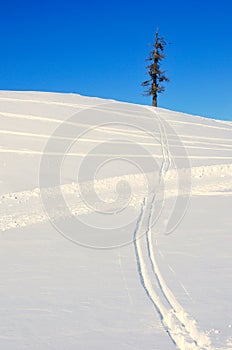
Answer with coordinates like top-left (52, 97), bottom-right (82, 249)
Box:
top-left (0, 0), bottom-right (231, 120)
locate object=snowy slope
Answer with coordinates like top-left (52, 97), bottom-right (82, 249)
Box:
top-left (0, 91), bottom-right (232, 350)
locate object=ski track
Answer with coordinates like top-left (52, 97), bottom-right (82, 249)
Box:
top-left (0, 163), bottom-right (231, 232)
top-left (1, 129), bottom-right (232, 152)
top-left (132, 106), bottom-right (225, 350)
top-left (0, 111), bottom-right (160, 140)
top-left (1, 110), bottom-right (232, 144)
top-left (165, 119), bottom-right (232, 132)
top-left (134, 198), bottom-right (211, 350)
top-left (0, 95), bottom-right (231, 349)
top-left (0, 148), bottom-right (232, 160)
top-left (0, 96), bottom-right (99, 109)
top-left (0, 94), bottom-right (231, 132)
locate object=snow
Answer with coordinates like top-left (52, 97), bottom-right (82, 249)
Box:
top-left (0, 90), bottom-right (232, 349)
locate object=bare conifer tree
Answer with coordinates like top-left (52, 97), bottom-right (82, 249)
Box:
top-left (142, 29), bottom-right (169, 107)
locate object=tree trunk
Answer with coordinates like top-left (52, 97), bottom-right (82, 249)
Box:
top-left (152, 93), bottom-right (157, 107)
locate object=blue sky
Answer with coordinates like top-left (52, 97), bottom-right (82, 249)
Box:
top-left (0, 0), bottom-right (231, 120)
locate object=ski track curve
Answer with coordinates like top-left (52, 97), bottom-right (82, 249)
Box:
top-left (0, 96), bottom-right (231, 349)
top-left (133, 106), bottom-right (214, 349)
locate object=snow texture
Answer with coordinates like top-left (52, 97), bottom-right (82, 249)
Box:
top-left (0, 91), bottom-right (231, 350)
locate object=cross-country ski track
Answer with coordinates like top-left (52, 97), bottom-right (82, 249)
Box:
top-left (0, 91), bottom-right (232, 350)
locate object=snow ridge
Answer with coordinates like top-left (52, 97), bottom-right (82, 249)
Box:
top-left (0, 162), bottom-right (231, 232)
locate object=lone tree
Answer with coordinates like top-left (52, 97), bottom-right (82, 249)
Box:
top-left (142, 29), bottom-right (169, 107)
